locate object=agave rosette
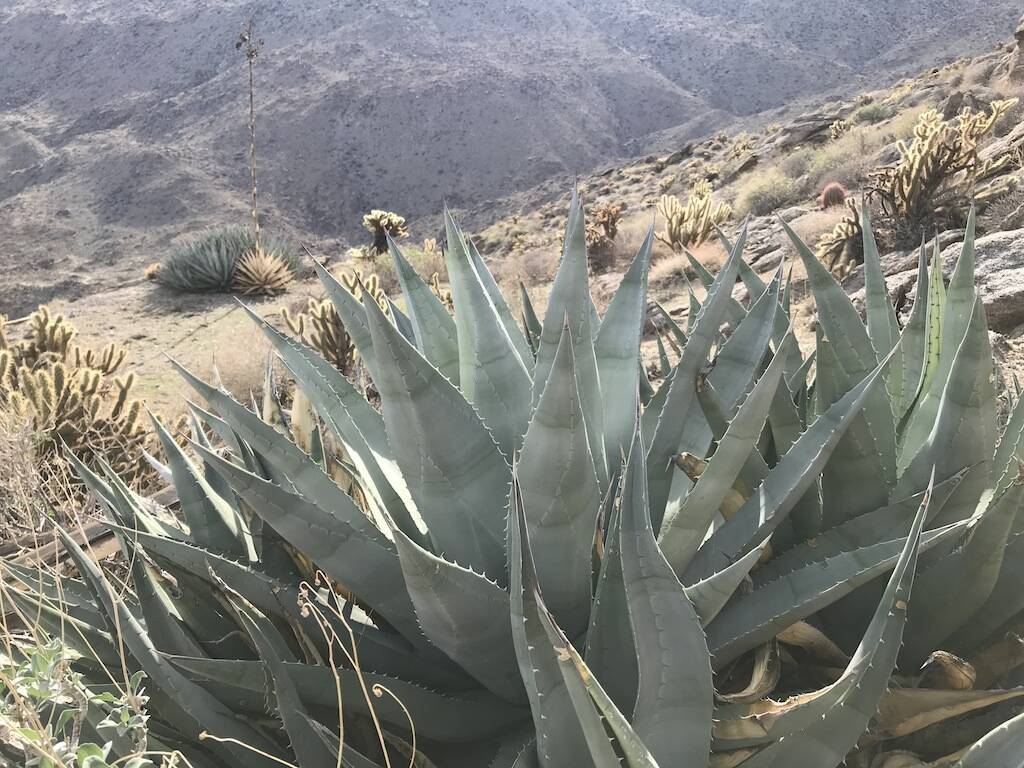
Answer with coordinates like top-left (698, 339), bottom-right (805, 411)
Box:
top-left (7, 193), bottom-right (1024, 768)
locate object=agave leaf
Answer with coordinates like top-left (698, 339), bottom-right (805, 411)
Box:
top-left (994, 389), bottom-right (1024, 496)
top-left (893, 243), bottom-right (930, 422)
top-left (815, 335), bottom-right (891, 528)
top-left (685, 248), bottom-right (745, 329)
top-left (134, 528), bottom-right (467, 688)
top-left (55, 527), bottom-right (288, 768)
top-left (113, 532), bottom-right (205, 659)
top-left (519, 323), bottom-right (602, 636)
top-left (658, 342), bottom-right (786, 576)
top-left (188, 442), bottom-right (424, 645)
top-left (174, 361), bottom-right (410, 544)
top-left (388, 522), bottom-right (523, 702)
top-left (862, 205), bottom-right (902, 371)
top-left (170, 656), bottom-right (528, 743)
top-left (584, 496), bottom-right (638, 714)
top-left (620, 422), bottom-right (713, 766)
top-left (234, 308), bottom-right (424, 546)
top-left (64, 450), bottom-right (182, 541)
top-left (707, 267), bottom-right (781, 414)
top-left (596, 227), bottom-right (653, 463)
top-left (520, 282), bottom-right (542, 353)
top-left (363, 289), bottom-right (510, 579)
top-left (389, 235), bottom-right (460, 383)
top-left (948, 531), bottom-right (1024, 654)
top-left (896, 298), bottom-right (996, 526)
top-left (900, 212), bottom-right (981, 471)
top-left (686, 354), bottom-right (890, 581)
top-left (508, 475), bottom-right (592, 766)
top-left (532, 191), bottom-right (608, 489)
top-left (647, 224), bottom-right (747, 531)
top-left (2, 585), bottom-right (122, 668)
top-left (785, 218), bottom-right (897, 493)
top-left (531, 599), bottom-right (622, 767)
top-left (313, 259), bottom-right (379, 376)
top-left (726, 481), bottom-right (928, 765)
top-left (303, 716), bottom-right (388, 768)
top-left (444, 209), bottom-right (532, 456)
top-left (224, 585), bottom-right (338, 768)
top-left (900, 474), bottom-right (1024, 666)
top-left (708, 521), bottom-right (961, 667)
top-left (148, 413), bottom-right (252, 558)
top-left (653, 301), bottom-right (688, 347)
top-left (468, 236), bottom-right (535, 367)
top-left (952, 708), bottom-right (1024, 768)
top-left (685, 541), bottom-right (768, 626)
top-left (656, 333), bottom-right (671, 377)
top-left (534, 596), bottom-right (658, 768)
top-left (756, 472), bottom-right (964, 584)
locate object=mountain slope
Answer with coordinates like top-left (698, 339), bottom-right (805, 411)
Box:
top-left (0, 0), bottom-right (1020, 303)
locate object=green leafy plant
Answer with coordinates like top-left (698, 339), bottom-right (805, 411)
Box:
top-left (1, 639), bottom-right (153, 768)
top-left (9, 196), bottom-right (1024, 767)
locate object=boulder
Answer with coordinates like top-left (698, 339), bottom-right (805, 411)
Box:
top-left (849, 228), bottom-right (1024, 333)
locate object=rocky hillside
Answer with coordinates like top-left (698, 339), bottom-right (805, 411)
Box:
top-left (0, 0), bottom-right (1021, 310)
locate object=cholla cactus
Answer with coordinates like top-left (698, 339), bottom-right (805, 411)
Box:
top-left (430, 271), bottom-right (454, 311)
top-left (867, 99), bottom-right (1019, 233)
top-left (282, 297), bottom-right (355, 374)
top-left (815, 198), bottom-right (863, 276)
top-left (362, 209), bottom-right (409, 254)
top-left (655, 180), bottom-right (732, 251)
top-left (337, 267), bottom-right (389, 314)
top-left (728, 133), bottom-right (755, 159)
top-left (830, 118), bottom-right (849, 139)
top-left (0, 306), bottom-right (150, 496)
top-left (585, 201), bottom-right (622, 272)
top-left (233, 248), bottom-right (295, 295)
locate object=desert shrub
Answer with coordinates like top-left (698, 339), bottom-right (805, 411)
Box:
top-left (655, 180), bottom-right (732, 250)
top-left (818, 181), bottom-right (848, 208)
top-left (154, 227), bottom-right (300, 293)
top-left (735, 168), bottom-right (804, 216)
top-left (851, 101), bottom-right (894, 125)
top-left (780, 146), bottom-right (816, 179)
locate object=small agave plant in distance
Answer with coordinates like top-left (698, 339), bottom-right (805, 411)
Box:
top-left (8, 191), bottom-right (1024, 767)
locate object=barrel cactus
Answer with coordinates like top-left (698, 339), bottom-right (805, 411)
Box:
top-left (8, 194), bottom-right (1024, 768)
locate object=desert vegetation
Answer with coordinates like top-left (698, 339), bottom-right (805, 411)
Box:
top-left (5, 193), bottom-right (1024, 766)
top-left (7, 12), bottom-right (1024, 768)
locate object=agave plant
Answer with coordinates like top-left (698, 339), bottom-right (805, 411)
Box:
top-left (155, 227), bottom-right (300, 293)
top-left (7, 193), bottom-right (1024, 768)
